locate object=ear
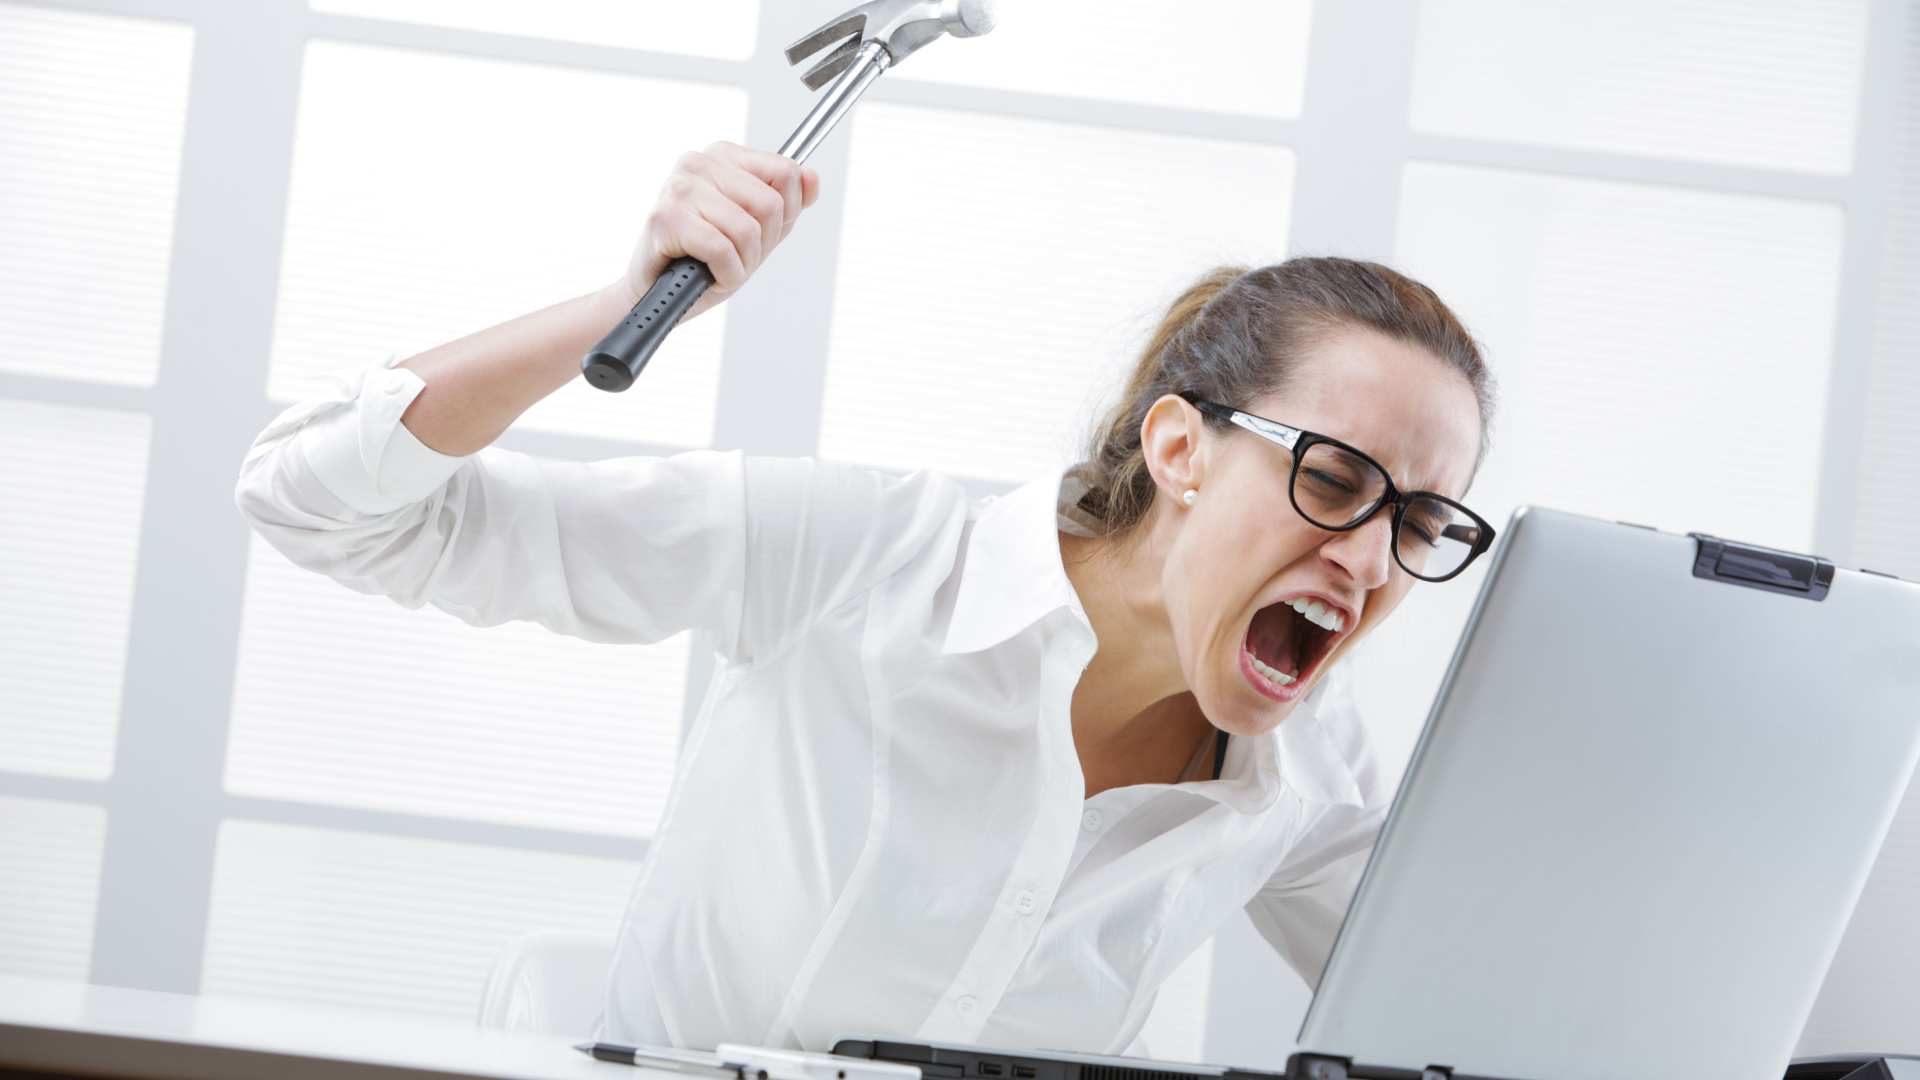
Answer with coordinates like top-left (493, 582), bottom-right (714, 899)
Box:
top-left (1139, 395), bottom-right (1208, 503)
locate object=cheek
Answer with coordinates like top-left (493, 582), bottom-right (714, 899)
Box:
top-left (1174, 496), bottom-right (1322, 645)
top-left (1354, 570), bottom-right (1417, 639)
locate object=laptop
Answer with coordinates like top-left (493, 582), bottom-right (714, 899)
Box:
top-left (836, 507), bottom-right (1920, 1080)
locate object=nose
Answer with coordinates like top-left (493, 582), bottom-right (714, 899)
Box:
top-left (1317, 510), bottom-right (1394, 590)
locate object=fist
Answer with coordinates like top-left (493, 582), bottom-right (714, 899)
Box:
top-left (623, 142), bottom-right (822, 318)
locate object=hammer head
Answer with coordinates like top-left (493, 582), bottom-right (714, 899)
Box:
top-left (786, 0), bottom-right (996, 90)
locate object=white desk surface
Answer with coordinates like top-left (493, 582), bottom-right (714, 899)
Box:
top-left (0, 974), bottom-right (648, 1079)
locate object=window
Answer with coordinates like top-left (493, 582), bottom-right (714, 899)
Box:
top-left (2, 0), bottom-right (1914, 1062)
top-left (0, 3), bottom-right (190, 385)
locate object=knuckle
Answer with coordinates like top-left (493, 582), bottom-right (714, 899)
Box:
top-left (663, 174), bottom-right (697, 199)
top-left (746, 189), bottom-right (783, 221)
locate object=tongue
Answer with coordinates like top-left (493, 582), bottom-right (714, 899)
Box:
top-left (1247, 604), bottom-right (1300, 676)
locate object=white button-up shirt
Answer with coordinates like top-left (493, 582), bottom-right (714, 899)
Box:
top-left (235, 356), bottom-right (1391, 1055)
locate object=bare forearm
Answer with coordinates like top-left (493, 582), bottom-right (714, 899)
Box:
top-left (395, 143), bottom-right (816, 458)
top-left (398, 284), bottom-right (632, 457)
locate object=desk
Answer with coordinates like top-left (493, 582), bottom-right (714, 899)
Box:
top-left (0, 975), bottom-right (642, 1080)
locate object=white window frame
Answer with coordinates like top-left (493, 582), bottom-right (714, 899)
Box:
top-left (0, 2), bottom-right (1909, 1051)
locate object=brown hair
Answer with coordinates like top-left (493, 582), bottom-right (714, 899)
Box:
top-left (1078, 257), bottom-right (1494, 539)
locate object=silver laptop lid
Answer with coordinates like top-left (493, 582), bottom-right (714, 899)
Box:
top-left (1299, 507), bottom-right (1920, 1080)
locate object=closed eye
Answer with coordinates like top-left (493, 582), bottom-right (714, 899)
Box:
top-left (1300, 467), bottom-right (1358, 496)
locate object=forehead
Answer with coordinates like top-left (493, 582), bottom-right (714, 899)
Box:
top-left (1244, 327), bottom-right (1482, 499)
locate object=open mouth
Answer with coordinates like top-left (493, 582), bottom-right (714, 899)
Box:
top-left (1240, 595), bottom-right (1352, 701)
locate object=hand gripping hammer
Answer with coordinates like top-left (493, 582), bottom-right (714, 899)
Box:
top-left (581, 0), bottom-right (997, 392)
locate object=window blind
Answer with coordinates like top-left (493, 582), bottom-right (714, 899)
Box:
top-left (308, 0), bottom-right (759, 60)
top-left (267, 40), bottom-right (747, 448)
top-left (0, 2), bottom-right (191, 386)
top-left (1354, 161), bottom-right (1844, 775)
top-left (200, 820), bottom-right (638, 1018)
top-left (1409, 0), bottom-right (1869, 174)
top-left (819, 103), bottom-right (1292, 483)
top-left (0, 796), bottom-right (107, 980)
top-left (227, 536), bottom-right (688, 837)
top-left (893, 0), bottom-right (1313, 119)
top-left (0, 398), bottom-right (150, 780)
top-left (1796, 9), bottom-right (1920, 1054)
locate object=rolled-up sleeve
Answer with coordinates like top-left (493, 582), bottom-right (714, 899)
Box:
top-left (235, 356), bottom-right (747, 652)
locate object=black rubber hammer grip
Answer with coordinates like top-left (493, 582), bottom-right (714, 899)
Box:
top-left (580, 257), bottom-right (714, 392)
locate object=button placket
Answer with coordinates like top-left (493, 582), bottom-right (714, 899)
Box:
top-left (914, 648), bottom-right (1087, 1044)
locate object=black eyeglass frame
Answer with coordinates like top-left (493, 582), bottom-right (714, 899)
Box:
top-left (1182, 394), bottom-right (1496, 583)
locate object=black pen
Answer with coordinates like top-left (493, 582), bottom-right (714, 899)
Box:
top-left (576, 1043), bottom-right (769, 1079)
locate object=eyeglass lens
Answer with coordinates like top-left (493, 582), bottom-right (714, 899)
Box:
top-left (1291, 442), bottom-right (1481, 581)
top-left (1292, 442), bottom-right (1390, 528)
top-left (1395, 495), bottom-right (1481, 580)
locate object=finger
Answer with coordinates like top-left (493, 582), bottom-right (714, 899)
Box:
top-left (799, 166), bottom-right (821, 210)
top-left (699, 158), bottom-right (792, 251)
top-left (705, 142), bottom-right (804, 232)
top-left (688, 186), bottom-right (766, 289)
top-left (650, 197), bottom-right (749, 292)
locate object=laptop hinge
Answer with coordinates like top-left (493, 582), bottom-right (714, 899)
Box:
top-left (1286, 1054), bottom-right (1350, 1080)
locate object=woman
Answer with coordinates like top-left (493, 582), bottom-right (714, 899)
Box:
top-left (236, 143), bottom-right (1495, 1053)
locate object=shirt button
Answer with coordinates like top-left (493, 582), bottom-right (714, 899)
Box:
top-left (382, 372), bottom-right (406, 394)
top-left (1013, 890), bottom-right (1037, 915)
top-left (955, 995), bottom-right (979, 1017)
top-left (1081, 809), bottom-right (1103, 832)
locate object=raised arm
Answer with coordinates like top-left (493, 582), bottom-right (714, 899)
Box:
top-left (396, 142), bottom-right (820, 456)
top-left (235, 142), bottom-right (819, 651)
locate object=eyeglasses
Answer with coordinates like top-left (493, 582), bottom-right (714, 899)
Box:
top-left (1184, 395), bottom-right (1496, 583)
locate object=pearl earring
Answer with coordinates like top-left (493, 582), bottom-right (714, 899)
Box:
top-left (1182, 489), bottom-right (1197, 506)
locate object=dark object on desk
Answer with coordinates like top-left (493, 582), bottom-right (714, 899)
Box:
top-left (578, 1042), bottom-right (764, 1079)
top-left (834, 1038), bottom-right (1280, 1080)
top-left (1785, 1055), bottom-right (1920, 1080)
top-left (833, 1040), bottom-right (1516, 1080)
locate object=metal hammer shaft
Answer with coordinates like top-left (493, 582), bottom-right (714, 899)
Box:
top-left (580, 42), bottom-right (893, 394)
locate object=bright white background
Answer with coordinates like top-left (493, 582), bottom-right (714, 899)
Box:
top-left (1, 0), bottom-right (1918, 1067)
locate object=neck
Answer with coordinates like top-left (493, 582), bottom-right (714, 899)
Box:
top-left (1061, 522), bottom-right (1215, 797)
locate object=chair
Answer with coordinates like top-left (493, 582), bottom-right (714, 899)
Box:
top-left (476, 931), bottom-right (616, 1037)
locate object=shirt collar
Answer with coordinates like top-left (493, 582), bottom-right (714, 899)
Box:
top-left (1178, 693), bottom-right (1364, 814)
top-left (941, 468), bottom-right (1365, 814)
top-left (942, 469), bottom-right (1088, 656)
top-left (1272, 692), bottom-right (1367, 808)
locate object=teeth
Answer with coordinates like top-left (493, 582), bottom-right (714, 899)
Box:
top-left (1286, 597), bottom-right (1346, 634)
top-left (1249, 654), bottom-right (1295, 686)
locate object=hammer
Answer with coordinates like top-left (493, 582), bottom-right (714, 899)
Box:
top-left (581, 0), bottom-right (997, 393)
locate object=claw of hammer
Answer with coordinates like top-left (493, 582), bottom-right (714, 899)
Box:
top-left (785, 0), bottom-right (997, 91)
top-left (787, 14), bottom-right (867, 89)
top-left (576, 0), bottom-right (994, 394)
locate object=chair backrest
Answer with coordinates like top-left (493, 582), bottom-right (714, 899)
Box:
top-left (476, 930), bottom-right (616, 1037)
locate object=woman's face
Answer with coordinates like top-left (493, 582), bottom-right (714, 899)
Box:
top-left (1155, 327), bottom-right (1483, 737)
